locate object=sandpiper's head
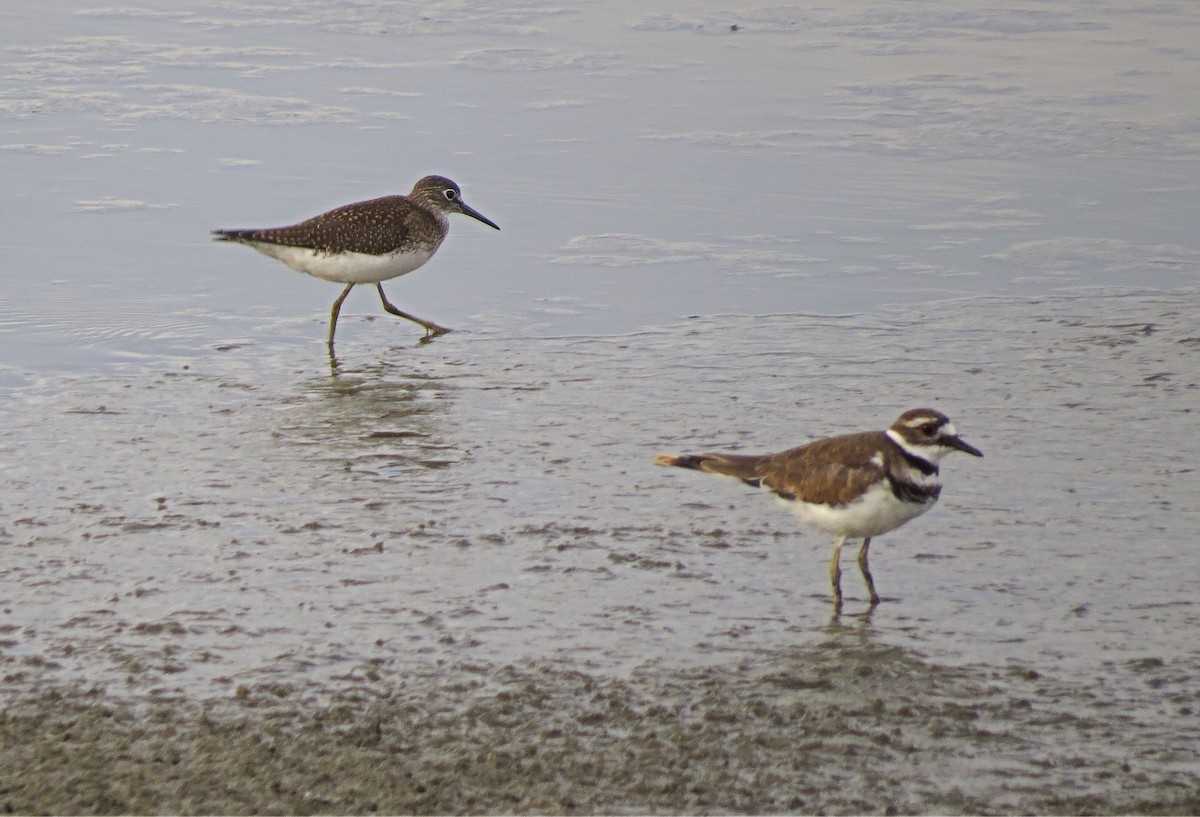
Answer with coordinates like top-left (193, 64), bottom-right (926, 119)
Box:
top-left (411, 175), bottom-right (500, 230)
top-left (887, 408), bottom-right (983, 462)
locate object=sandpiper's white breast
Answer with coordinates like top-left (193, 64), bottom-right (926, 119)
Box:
top-left (251, 243), bottom-right (435, 285)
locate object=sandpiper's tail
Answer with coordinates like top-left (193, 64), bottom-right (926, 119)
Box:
top-left (211, 228), bottom-right (254, 242)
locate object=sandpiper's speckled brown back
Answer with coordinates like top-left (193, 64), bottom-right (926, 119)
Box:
top-left (213, 193), bottom-right (447, 257)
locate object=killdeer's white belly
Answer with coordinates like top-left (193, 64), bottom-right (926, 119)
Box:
top-left (775, 481), bottom-right (936, 540)
top-left (251, 243), bottom-right (435, 285)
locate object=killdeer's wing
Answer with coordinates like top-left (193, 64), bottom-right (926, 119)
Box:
top-left (757, 432), bottom-right (889, 506)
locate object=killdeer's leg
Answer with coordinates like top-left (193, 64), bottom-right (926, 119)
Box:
top-left (376, 283), bottom-right (451, 338)
top-left (830, 536), bottom-right (846, 606)
top-left (329, 283), bottom-right (355, 351)
top-left (856, 537), bottom-right (881, 605)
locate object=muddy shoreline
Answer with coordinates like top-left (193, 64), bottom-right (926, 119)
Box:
top-left (4, 639), bottom-right (1197, 815)
top-left (4, 294), bottom-right (1200, 814)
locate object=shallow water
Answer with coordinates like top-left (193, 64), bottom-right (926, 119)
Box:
top-left (2, 1), bottom-right (1200, 813)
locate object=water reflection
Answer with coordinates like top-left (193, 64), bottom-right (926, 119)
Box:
top-left (824, 599), bottom-right (879, 632)
top-left (327, 327), bottom-right (447, 373)
top-left (281, 359), bottom-right (461, 477)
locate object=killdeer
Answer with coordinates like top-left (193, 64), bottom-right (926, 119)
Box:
top-left (654, 408), bottom-right (982, 606)
top-left (213, 175), bottom-right (499, 353)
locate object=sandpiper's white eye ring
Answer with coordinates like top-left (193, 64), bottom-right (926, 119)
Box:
top-left (443, 188), bottom-right (458, 201)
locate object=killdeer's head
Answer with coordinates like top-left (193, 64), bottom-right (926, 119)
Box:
top-left (886, 408), bottom-right (983, 464)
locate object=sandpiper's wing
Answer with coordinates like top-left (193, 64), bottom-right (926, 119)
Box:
top-left (212, 196), bottom-right (425, 256)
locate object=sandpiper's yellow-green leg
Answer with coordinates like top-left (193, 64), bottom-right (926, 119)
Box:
top-left (376, 283), bottom-right (450, 339)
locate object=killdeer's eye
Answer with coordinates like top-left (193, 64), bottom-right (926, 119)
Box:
top-left (443, 188), bottom-right (458, 201)
top-left (919, 422), bottom-right (939, 435)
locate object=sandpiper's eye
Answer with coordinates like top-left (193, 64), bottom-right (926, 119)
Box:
top-left (443, 188), bottom-right (458, 201)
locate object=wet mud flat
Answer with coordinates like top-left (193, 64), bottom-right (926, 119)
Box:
top-left (3, 640), bottom-right (1198, 816)
top-left (3, 290), bottom-right (1200, 814)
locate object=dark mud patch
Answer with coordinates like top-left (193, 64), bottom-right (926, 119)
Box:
top-left (3, 640), bottom-right (1198, 815)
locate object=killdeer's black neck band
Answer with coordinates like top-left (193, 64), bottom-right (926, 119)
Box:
top-left (889, 478), bottom-right (941, 504)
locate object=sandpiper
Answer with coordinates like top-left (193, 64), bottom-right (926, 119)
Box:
top-left (655, 408), bottom-right (982, 606)
top-left (212, 175), bottom-right (499, 351)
